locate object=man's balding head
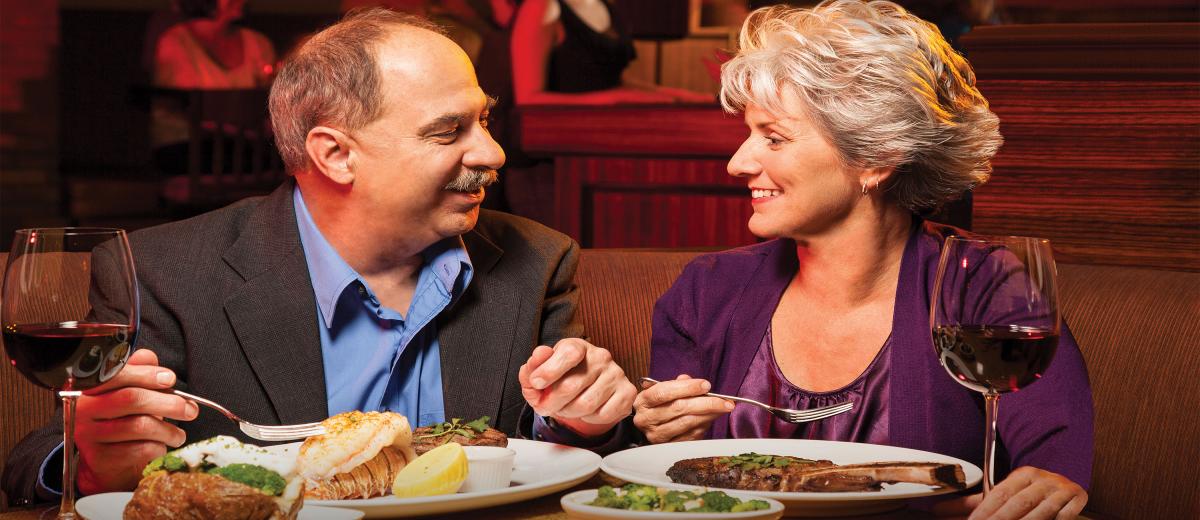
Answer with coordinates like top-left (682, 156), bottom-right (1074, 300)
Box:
top-left (268, 8), bottom-right (448, 174)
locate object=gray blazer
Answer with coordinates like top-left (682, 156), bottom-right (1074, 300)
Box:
top-left (2, 180), bottom-right (583, 504)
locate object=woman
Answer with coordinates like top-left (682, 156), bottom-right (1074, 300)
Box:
top-left (150, 0), bottom-right (277, 174)
top-left (510, 0), bottom-right (712, 104)
top-left (632, 2), bottom-right (1091, 518)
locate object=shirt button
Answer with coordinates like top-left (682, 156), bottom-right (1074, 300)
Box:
top-left (357, 286), bottom-right (367, 296)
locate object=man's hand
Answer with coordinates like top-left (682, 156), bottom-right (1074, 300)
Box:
top-left (518, 338), bottom-right (636, 438)
top-left (74, 349), bottom-right (198, 495)
top-left (931, 466), bottom-right (1087, 520)
top-left (632, 375), bottom-right (732, 444)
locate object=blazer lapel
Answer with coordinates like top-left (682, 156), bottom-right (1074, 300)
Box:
top-left (438, 229), bottom-right (520, 423)
top-left (221, 181), bottom-right (328, 424)
top-left (709, 239), bottom-right (797, 439)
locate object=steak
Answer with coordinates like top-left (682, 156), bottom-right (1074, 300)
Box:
top-left (667, 454), bottom-right (966, 493)
top-left (411, 425), bottom-right (508, 455)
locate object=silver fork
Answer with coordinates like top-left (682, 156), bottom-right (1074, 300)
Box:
top-left (174, 389), bottom-right (327, 442)
top-left (640, 377), bottom-right (854, 424)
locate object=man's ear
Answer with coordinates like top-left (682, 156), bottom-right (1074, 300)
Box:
top-left (305, 126), bottom-right (355, 185)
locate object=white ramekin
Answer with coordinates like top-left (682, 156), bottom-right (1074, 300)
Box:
top-left (460, 446), bottom-right (516, 493)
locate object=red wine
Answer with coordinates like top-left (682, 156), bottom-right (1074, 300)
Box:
top-left (933, 325), bottom-right (1058, 394)
top-left (2, 322), bottom-right (131, 390)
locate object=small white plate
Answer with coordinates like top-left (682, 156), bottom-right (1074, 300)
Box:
top-left (561, 489), bottom-right (785, 520)
top-left (76, 492), bottom-right (363, 520)
top-left (601, 439), bottom-right (982, 518)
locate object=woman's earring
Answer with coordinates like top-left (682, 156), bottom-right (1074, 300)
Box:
top-left (861, 182), bottom-right (869, 196)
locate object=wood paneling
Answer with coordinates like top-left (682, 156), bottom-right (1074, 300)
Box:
top-left (971, 79), bottom-right (1199, 271)
top-left (518, 105), bottom-right (743, 157)
top-left (961, 23), bottom-right (1200, 80)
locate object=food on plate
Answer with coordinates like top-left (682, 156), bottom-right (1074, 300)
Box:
top-left (412, 416), bottom-right (508, 455)
top-left (667, 453), bottom-right (966, 492)
top-left (586, 484), bottom-right (771, 513)
top-left (391, 442), bottom-right (470, 498)
top-left (296, 410), bottom-right (418, 499)
top-left (123, 436), bottom-right (303, 520)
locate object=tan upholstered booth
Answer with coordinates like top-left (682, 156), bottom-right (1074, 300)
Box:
top-left (3, 250), bottom-right (1198, 518)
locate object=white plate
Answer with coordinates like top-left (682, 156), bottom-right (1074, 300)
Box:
top-left (270, 438), bottom-right (601, 518)
top-left (601, 439), bottom-right (981, 518)
top-left (77, 492), bottom-right (363, 520)
top-left (561, 488), bottom-right (785, 520)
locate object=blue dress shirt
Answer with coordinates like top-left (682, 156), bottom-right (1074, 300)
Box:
top-left (294, 188), bottom-right (471, 427)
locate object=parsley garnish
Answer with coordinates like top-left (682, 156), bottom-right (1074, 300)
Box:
top-left (717, 452), bottom-right (819, 471)
top-left (416, 416), bottom-right (491, 440)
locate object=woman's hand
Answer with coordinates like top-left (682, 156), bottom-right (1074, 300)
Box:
top-left (74, 349), bottom-right (198, 495)
top-left (633, 375), bottom-right (734, 444)
top-left (931, 466), bottom-right (1088, 519)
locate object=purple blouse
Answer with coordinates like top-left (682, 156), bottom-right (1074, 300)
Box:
top-left (730, 326), bottom-right (891, 444)
top-left (649, 219), bottom-right (1094, 489)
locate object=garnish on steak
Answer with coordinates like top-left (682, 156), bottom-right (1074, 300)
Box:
top-left (667, 452), bottom-right (966, 493)
top-left (412, 416), bottom-right (508, 455)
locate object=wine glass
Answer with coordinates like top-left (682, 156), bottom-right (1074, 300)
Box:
top-left (2, 228), bottom-right (139, 519)
top-left (930, 235), bottom-right (1059, 495)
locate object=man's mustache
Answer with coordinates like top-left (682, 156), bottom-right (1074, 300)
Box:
top-left (444, 168), bottom-right (499, 192)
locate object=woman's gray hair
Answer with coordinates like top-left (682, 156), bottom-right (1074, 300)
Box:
top-left (720, 0), bottom-right (1002, 212)
top-left (269, 8), bottom-right (444, 174)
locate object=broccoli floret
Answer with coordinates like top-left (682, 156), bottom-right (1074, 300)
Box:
top-left (141, 453), bottom-right (187, 477)
top-left (586, 485), bottom-right (630, 509)
top-left (660, 490), bottom-right (697, 512)
top-left (731, 499), bottom-right (772, 512)
top-left (693, 490), bottom-right (740, 512)
top-left (621, 484), bottom-right (660, 511)
top-left (206, 463), bottom-right (287, 496)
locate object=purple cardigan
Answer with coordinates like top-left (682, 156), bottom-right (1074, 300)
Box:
top-left (649, 220), bottom-right (1094, 488)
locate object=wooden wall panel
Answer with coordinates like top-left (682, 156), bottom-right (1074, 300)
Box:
top-left (554, 157), bottom-right (756, 248)
top-left (974, 79), bottom-right (1200, 271)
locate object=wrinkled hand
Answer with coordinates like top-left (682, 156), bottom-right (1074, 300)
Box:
top-left (75, 349), bottom-right (198, 495)
top-left (519, 338), bottom-right (636, 438)
top-left (931, 466), bottom-right (1087, 520)
top-left (633, 375), bottom-right (733, 444)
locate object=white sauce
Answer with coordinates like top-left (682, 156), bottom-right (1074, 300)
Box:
top-left (172, 436), bottom-right (296, 477)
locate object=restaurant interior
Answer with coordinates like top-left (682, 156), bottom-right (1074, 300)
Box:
top-left (0, 0), bottom-right (1197, 519)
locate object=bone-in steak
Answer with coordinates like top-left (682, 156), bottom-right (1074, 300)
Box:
top-left (666, 453), bottom-right (966, 493)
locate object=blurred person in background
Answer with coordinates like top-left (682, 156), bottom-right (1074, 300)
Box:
top-left (150, 0), bottom-right (278, 175)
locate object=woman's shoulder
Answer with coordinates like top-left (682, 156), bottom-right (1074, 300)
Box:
top-left (673, 240), bottom-right (788, 289)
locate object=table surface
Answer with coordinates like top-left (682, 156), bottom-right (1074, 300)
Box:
top-left (0, 473), bottom-right (944, 520)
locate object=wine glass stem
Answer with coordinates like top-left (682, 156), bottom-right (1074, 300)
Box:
top-left (983, 390), bottom-right (999, 495)
top-left (58, 391), bottom-right (81, 520)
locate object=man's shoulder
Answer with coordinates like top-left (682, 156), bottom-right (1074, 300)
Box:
top-left (126, 196), bottom-right (264, 263)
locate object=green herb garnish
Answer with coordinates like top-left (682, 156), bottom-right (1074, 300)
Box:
top-left (716, 452), bottom-right (819, 471)
top-left (207, 463), bottom-right (287, 496)
top-left (585, 484), bottom-right (770, 513)
top-left (142, 453), bottom-right (187, 477)
top-left (416, 416), bottom-right (491, 440)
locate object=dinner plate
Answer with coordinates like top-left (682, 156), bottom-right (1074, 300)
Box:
top-left (269, 438), bottom-right (601, 518)
top-left (601, 439), bottom-right (982, 518)
top-left (561, 488), bottom-right (785, 520)
top-left (76, 492), bottom-right (363, 520)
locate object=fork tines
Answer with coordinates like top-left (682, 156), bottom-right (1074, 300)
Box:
top-left (240, 423), bottom-right (327, 442)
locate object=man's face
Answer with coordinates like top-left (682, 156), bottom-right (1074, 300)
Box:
top-left (347, 27), bottom-right (505, 246)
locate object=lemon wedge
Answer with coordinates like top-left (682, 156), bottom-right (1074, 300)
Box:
top-left (391, 442), bottom-right (468, 498)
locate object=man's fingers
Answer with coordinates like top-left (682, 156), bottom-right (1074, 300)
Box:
top-left (85, 415), bottom-right (188, 447)
top-left (554, 367), bottom-right (624, 419)
top-left (518, 345), bottom-right (555, 387)
top-left (527, 340), bottom-right (589, 390)
top-left (80, 387), bottom-right (198, 421)
top-left (83, 360), bottom-right (174, 397)
top-left (636, 378), bottom-right (712, 408)
top-left (531, 363), bottom-right (601, 415)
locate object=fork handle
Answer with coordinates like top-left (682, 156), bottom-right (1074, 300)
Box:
top-left (173, 389), bottom-right (240, 422)
top-left (639, 377), bottom-right (772, 409)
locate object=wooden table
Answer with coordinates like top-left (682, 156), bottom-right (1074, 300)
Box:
top-left (0, 473), bottom-right (942, 519)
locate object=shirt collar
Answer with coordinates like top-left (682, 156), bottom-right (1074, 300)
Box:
top-left (293, 186), bottom-right (475, 328)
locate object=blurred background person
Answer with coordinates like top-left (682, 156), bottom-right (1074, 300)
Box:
top-left (149, 0), bottom-right (277, 176)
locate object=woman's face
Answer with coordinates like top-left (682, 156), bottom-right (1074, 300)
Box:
top-left (727, 95), bottom-right (865, 240)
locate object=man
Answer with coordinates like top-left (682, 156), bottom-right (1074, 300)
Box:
top-left (2, 8), bottom-right (635, 503)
